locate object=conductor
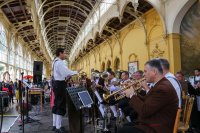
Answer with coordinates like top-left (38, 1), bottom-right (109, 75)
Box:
top-left (52, 48), bottom-right (81, 133)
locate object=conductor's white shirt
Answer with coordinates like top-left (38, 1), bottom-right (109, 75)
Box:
top-left (52, 57), bottom-right (77, 81)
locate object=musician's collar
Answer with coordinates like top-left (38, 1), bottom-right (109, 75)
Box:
top-left (152, 77), bottom-right (164, 87)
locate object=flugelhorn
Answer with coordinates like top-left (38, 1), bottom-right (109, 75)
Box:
top-left (103, 78), bottom-right (145, 103)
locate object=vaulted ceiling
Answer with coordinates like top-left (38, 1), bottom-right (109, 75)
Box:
top-left (0, 0), bottom-right (152, 63)
top-left (0, 0), bottom-right (44, 60)
top-left (40, 0), bottom-right (97, 55)
top-left (0, 0), bottom-right (98, 62)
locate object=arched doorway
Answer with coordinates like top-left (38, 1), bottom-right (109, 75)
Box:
top-left (114, 57), bottom-right (120, 71)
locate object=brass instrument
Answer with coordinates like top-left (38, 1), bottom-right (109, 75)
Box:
top-left (103, 78), bottom-right (145, 103)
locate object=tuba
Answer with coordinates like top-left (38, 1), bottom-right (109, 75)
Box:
top-left (103, 78), bottom-right (145, 103)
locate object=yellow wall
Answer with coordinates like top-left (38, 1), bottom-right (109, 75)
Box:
top-left (72, 9), bottom-right (181, 76)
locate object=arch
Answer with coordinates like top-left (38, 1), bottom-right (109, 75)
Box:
top-left (114, 57), bottom-right (120, 71)
top-left (172, 0), bottom-right (196, 33)
top-left (120, 2), bottom-right (148, 47)
top-left (129, 53), bottom-right (138, 62)
top-left (38, 0), bottom-right (93, 16)
top-left (0, 24), bottom-right (8, 63)
top-left (14, 23), bottom-right (33, 34)
top-left (143, 0), bottom-right (166, 34)
top-left (93, 32), bottom-right (100, 43)
top-left (44, 24), bottom-right (79, 39)
top-left (39, 2), bottom-right (89, 24)
top-left (99, 17), bottom-right (119, 35)
top-left (41, 18), bottom-right (81, 35)
top-left (101, 62), bottom-right (105, 72)
top-left (107, 60), bottom-right (111, 69)
top-left (99, 17), bottom-right (121, 50)
top-left (0, 0), bottom-right (16, 8)
top-left (92, 31), bottom-right (113, 58)
top-left (46, 32), bottom-right (76, 41)
top-left (147, 24), bottom-right (164, 41)
top-left (84, 39), bottom-right (94, 49)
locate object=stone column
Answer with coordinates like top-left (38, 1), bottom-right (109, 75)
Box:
top-left (166, 33), bottom-right (181, 74)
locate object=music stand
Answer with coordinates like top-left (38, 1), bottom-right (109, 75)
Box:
top-left (66, 86), bottom-right (93, 110)
top-left (78, 91), bottom-right (93, 108)
top-left (66, 86), bottom-right (93, 133)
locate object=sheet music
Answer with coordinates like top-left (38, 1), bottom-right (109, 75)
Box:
top-left (94, 90), bottom-right (103, 103)
top-left (22, 79), bottom-right (32, 89)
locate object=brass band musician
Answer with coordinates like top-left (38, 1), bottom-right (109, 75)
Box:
top-left (93, 71), bottom-right (108, 117)
top-left (118, 59), bottom-right (178, 133)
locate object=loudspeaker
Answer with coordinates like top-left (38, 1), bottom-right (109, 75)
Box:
top-left (33, 61), bottom-right (43, 84)
top-left (33, 75), bottom-right (42, 85)
top-left (33, 61), bottom-right (43, 75)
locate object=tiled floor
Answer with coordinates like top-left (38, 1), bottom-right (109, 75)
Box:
top-left (9, 103), bottom-right (95, 133)
top-left (1, 102), bottom-right (19, 133)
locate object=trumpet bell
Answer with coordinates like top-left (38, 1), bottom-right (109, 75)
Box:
top-left (103, 94), bottom-right (109, 103)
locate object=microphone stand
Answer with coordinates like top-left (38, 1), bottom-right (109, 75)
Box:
top-left (18, 72), bottom-right (24, 133)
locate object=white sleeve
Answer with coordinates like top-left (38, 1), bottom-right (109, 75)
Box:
top-left (110, 85), bottom-right (120, 92)
top-left (58, 61), bottom-right (78, 77)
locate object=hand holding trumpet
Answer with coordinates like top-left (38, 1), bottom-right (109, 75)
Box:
top-left (103, 78), bottom-right (146, 102)
top-left (123, 78), bottom-right (147, 98)
top-left (123, 86), bottom-right (136, 98)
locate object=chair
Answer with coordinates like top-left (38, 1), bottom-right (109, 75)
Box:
top-left (173, 108), bottom-right (182, 133)
top-left (178, 96), bottom-right (195, 133)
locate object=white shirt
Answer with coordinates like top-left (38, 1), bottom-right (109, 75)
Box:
top-left (146, 83), bottom-right (154, 94)
top-left (109, 78), bottom-right (120, 92)
top-left (195, 76), bottom-right (200, 81)
top-left (52, 57), bottom-right (77, 81)
top-left (95, 78), bottom-right (99, 84)
top-left (165, 72), bottom-right (182, 107)
top-left (190, 76), bottom-right (200, 87)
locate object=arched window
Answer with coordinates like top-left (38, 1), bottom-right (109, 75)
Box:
top-left (25, 52), bottom-right (30, 70)
top-left (26, 53), bottom-right (29, 70)
top-left (15, 44), bottom-right (19, 68)
top-left (23, 53), bottom-right (27, 69)
top-left (0, 23), bottom-right (7, 63)
top-left (9, 66), bottom-right (14, 81)
top-left (18, 44), bottom-right (23, 68)
top-left (9, 39), bottom-right (15, 65)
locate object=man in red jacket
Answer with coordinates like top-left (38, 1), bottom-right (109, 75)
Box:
top-left (118, 59), bottom-right (178, 133)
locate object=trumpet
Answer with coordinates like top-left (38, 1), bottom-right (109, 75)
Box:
top-left (103, 78), bottom-right (145, 103)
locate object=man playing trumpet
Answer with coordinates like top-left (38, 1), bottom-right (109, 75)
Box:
top-left (118, 59), bottom-right (178, 133)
